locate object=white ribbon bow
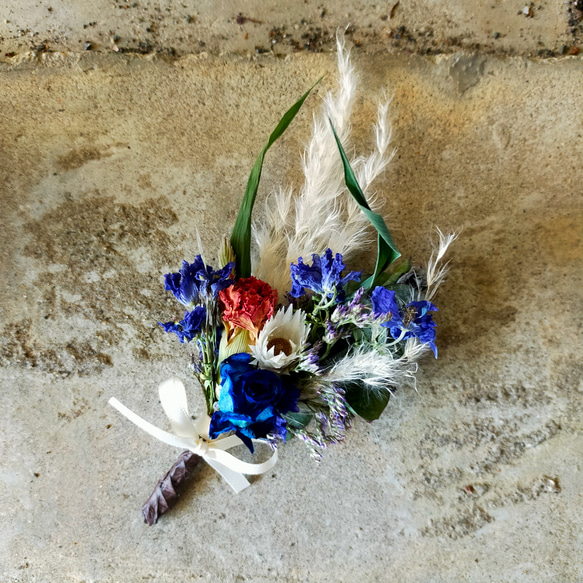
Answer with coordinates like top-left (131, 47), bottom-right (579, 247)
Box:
top-left (108, 378), bottom-right (278, 493)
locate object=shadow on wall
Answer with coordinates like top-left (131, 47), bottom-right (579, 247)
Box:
top-left (437, 212), bottom-right (582, 356)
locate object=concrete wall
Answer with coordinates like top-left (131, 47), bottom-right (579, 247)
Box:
top-left (1, 2), bottom-right (582, 582)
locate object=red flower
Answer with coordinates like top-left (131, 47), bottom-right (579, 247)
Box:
top-left (219, 277), bottom-right (278, 343)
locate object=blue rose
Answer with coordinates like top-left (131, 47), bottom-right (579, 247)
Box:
top-left (209, 353), bottom-right (299, 451)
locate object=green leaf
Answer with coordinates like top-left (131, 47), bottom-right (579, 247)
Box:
top-left (284, 411), bottom-right (313, 429)
top-left (329, 120), bottom-right (401, 289)
top-left (353, 258), bottom-right (411, 293)
top-left (343, 380), bottom-right (391, 421)
top-left (230, 78), bottom-right (322, 278)
top-left (344, 279), bottom-right (363, 298)
top-left (350, 327), bottom-right (368, 345)
top-left (373, 257), bottom-right (411, 287)
top-left (384, 283), bottom-right (413, 305)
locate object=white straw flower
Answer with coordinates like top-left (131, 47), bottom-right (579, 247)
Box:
top-left (250, 305), bottom-right (310, 373)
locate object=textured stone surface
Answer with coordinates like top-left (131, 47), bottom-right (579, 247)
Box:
top-left (0, 22), bottom-right (582, 583)
top-left (0, 0), bottom-right (582, 59)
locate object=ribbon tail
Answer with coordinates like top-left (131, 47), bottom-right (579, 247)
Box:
top-left (212, 434), bottom-right (247, 451)
top-left (209, 445), bottom-right (279, 476)
top-left (108, 397), bottom-right (196, 451)
top-left (205, 458), bottom-right (250, 493)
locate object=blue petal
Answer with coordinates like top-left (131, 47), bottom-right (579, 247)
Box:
top-left (289, 249), bottom-right (360, 300)
top-left (290, 255), bottom-right (323, 297)
top-left (339, 268), bottom-right (362, 288)
top-left (408, 300), bottom-right (438, 315)
top-left (320, 249), bottom-right (343, 293)
top-left (255, 405), bottom-right (277, 423)
top-left (163, 272), bottom-right (182, 296)
top-left (159, 320), bottom-right (188, 342)
top-left (163, 256), bottom-right (235, 306)
top-left (181, 306), bottom-right (206, 333)
top-left (235, 431), bottom-right (254, 453)
top-left (159, 306), bottom-right (205, 343)
top-left (429, 341), bottom-right (438, 358)
top-left (371, 286), bottom-right (400, 319)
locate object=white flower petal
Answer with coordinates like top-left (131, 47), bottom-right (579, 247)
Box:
top-left (250, 305), bottom-right (310, 373)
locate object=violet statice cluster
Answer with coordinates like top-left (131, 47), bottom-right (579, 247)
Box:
top-left (160, 246), bottom-right (439, 460)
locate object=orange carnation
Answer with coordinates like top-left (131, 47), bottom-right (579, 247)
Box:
top-left (219, 277), bottom-right (278, 344)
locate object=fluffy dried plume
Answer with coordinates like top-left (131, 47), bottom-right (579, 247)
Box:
top-left (320, 345), bottom-right (425, 395)
top-left (252, 33), bottom-right (395, 298)
top-left (424, 228), bottom-right (459, 301)
top-left (353, 98), bottom-right (395, 195)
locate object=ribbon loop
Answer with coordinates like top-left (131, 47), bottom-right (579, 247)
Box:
top-left (108, 378), bottom-right (278, 493)
top-left (158, 377), bottom-right (196, 438)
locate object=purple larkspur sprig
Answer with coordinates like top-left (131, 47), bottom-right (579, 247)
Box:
top-left (292, 383), bottom-right (352, 462)
top-left (326, 384), bottom-right (351, 438)
top-left (298, 341), bottom-right (323, 374)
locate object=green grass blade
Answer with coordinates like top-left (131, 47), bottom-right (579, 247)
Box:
top-left (329, 119), bottom-right (401, 288)
top-left (230, 78), bottom-right (322, 278)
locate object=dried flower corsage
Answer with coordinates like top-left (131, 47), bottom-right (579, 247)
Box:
top-left (109, 36), bottom-right (457, 525)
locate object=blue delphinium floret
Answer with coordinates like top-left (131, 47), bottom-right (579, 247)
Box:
top-left (371, 286), bottom-right (401, 317)
top-left (289, 249), bottom-right (361, 302)
top-left (209, 353), bottom-right (299, 452)
top-left (372, 286), bottom-right (438, 357)
top-left (160, 305), bottom-right (206, 343)
top-left (164, 256), bottom-right (234, 308)
top-left (398, 300), bottom-right (439, 357)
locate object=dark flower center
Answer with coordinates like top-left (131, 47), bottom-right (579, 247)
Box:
top-left (402, 306), bottom-right (418, 326)
top-left (267, 337), bottom-right (293, 356)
